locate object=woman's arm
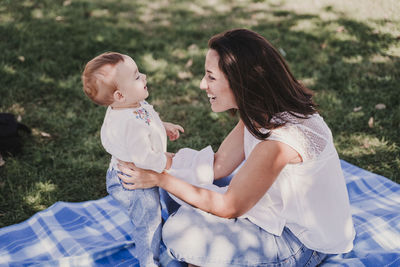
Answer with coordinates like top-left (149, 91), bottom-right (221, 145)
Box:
top-left (213, 120), bottom-right (245, 179)
top-left (119, 139), bottom-right (299, 218)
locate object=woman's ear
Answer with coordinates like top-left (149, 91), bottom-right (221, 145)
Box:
top-left (113, 90), bottom-right (125, 102)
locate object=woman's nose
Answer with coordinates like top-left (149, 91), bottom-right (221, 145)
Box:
top-left (199, 76), bottom-right (207, 90)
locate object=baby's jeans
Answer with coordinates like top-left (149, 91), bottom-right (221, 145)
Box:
top-left (106, 168), bottom-right (161, 267)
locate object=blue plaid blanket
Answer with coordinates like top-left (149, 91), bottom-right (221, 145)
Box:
top-left (0, 160), bottom-right (399, 267)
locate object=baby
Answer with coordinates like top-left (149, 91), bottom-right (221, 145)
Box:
top-left (81, 52), bottom-right (183, 266)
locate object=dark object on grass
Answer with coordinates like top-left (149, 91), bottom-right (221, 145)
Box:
top-left (0, 113), bottom-right (31, 155)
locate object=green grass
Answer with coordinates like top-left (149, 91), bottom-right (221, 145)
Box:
top-left (0, 0), bottom-right (399, 227)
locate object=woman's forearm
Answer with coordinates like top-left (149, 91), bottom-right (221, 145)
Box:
top-left (159, 171), bottom-right (236, 218)
top-left (214, 151), bottom-right (243, 179)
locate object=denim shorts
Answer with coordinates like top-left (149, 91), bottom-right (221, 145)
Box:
top-left (162, 205), bottom-right (326, 267)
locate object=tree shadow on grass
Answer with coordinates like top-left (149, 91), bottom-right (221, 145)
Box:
top-left (0, 0), bottom-right (399, 226)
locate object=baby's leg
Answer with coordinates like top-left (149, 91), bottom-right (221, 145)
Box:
top-left (106, 168), bottom-right (161, 267)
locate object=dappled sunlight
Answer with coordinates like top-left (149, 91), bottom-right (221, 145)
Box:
top-left (0, 8), bottom-right (13, 23)
top-left (370, 54), bottom-right (391, 63)
top-left (0, 254), bottom-right (11, 265)
top-left (24, 181), bottom-right (57, 211)
top-left (95, 34), bottom-right (105, 42)
top-left (187, 44), bottom-right (207, 58)
top-left (142, 53), bottom-right (168, 72)
top-left (58, 74), bottom-right (81, 89)
top-left (91, 9), bottom-right (110, 18)
top-left (171, 48), bottom-right (189, 59)
top-left (346, 109), bottom-right (365, 120)
top-left (185, 3), bottom-right (210, 17)
top-left (26, 237), bottom-right (54, 257)
top-left (8, 103), bottom-right (25, 116)
top-left (65, 109), bottom-right (77, 119)
top-left (385, 44), bottom-right (400, 57)
top-left (342, 55), bottom-right (363, 64)
top-left (275, 0), bottom-right (399, 21)
top-left (290, 20), bottom-right (318, 33)
top-left (314, 90), bottom-right (343, 109)
top-left (318, 11), bottom-right (340, 21)
top-left (195, 0), bottom-right (233, 14)
top-left (3, 65), bottom-right (16, 75)
top-left (333, 30), bottom-right (358, 42)
top-left (336, 133), bottom-right (394, 157)
top-left (300, 77), bottom-right (316, 87)
top-left (375, 20), bottom-right (400, 39)
top-left (209, 112), bottom-right (220, 121)
top-left (39, 73), bottom-right (55, 84)
top-left (237, 230), bottom-right (260, 251)
top-left (208, 235), bottom-right (235, 259)
top-left (31, 8), bottom-right (44, 19)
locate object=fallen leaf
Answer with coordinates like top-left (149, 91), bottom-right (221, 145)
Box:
top-left (0, 154), bottom-right (4, 167)
top-left (353, 106), bottom-right (362, 112)
top-left (368, 117), bottom-right (374, 128)
top-left (375, 103), bottom-right (386, 110)
top-left (336, 26), bottom-right (345, 32)
top-left (40, 131), bottom-right (52, 138)
top-left (63, 0), bottom-right (72, 6)
top-left (185, 59), bottom-right (193, 68)
top-left (18, 56), bottom-right (25, 62)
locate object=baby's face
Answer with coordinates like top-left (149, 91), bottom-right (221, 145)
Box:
top-left (114, 55), bottom-right (149, 107)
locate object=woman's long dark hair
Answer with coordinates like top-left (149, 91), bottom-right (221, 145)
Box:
top-left (208, 29), bottom-right (317, 140)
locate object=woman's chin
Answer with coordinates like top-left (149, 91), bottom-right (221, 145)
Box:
top-left (211, 105), bottom-right (227, 113)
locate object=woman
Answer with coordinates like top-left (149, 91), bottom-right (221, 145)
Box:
top-left (118, 29), bottom-right (355, 267)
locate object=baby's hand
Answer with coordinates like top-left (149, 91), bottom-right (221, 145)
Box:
top-left (163, 122), bottom-right (184, 141)
top-left (164, 152), bottom-right (175, 170)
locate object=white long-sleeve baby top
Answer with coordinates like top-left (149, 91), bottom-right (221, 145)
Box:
top-left (100, 101), bottom-right (167, 173)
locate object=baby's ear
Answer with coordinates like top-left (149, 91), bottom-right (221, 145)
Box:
top-left (113, 90), bottom-right (125, 102)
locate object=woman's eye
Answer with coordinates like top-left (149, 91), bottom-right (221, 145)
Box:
top-left (208, 75), bottom-right (215, 81)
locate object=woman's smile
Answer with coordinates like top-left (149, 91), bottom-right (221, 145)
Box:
top-left (207, 93), bottom-right (217, 103)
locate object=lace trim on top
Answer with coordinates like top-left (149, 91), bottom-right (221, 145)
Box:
top-left (269, 113), bottom-right (331, 161)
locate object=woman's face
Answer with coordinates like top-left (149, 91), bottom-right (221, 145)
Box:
top-left (200, 49), bottom-right (238, 112)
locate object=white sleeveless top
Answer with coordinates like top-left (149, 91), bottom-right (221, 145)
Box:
top-left (240, 113), bottom-right (355, 254)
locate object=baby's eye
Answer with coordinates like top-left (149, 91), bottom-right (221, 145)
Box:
top-left (135, 75), bottom-right (140, 80)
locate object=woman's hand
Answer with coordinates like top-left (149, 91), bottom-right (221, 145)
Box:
top-left (117, 160), bottom-right (164, 190)
top-left (163, 122), bottom-right (184, 141)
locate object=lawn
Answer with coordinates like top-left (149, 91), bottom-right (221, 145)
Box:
top-left (0, 0), bottom-right (399, 227)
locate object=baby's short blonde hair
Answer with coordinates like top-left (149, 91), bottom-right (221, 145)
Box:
top-left (81, 52), bottom-right (125, 106)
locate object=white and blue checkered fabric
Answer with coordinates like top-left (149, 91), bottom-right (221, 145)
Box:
top-left (323, 161), bottom-right (400, 267)
top-left (0, 160), bottom-right (399, 266)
